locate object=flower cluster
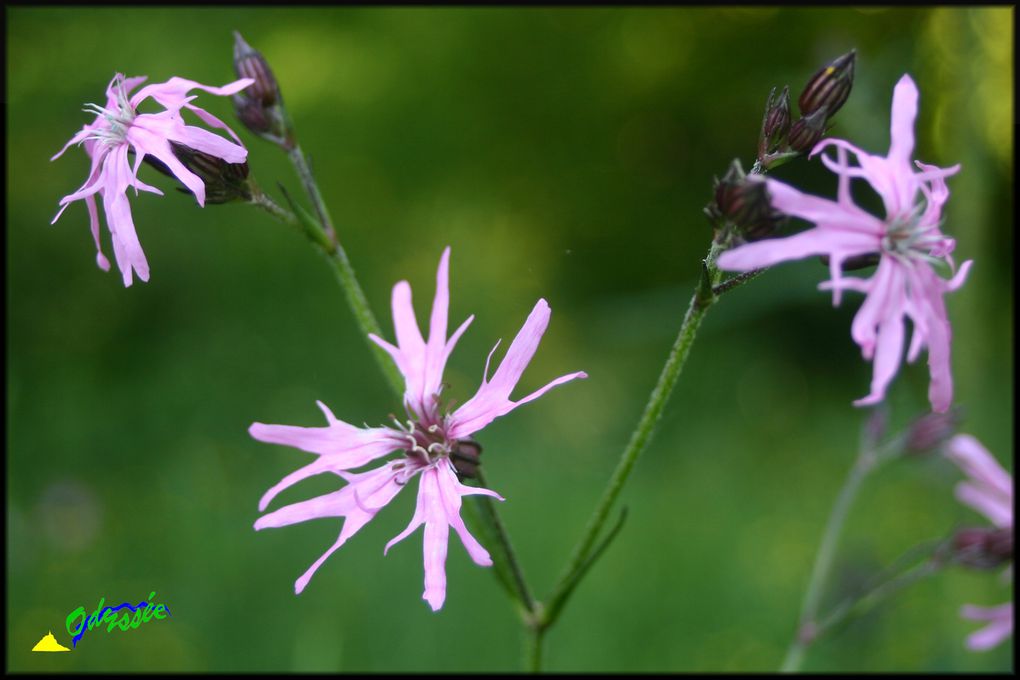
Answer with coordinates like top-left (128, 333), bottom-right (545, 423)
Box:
top-left (251, 248), bottom-right (586, 609)
top-left (51, 73), bottom-right (253, 286)
top-left (719, 75), bottom-right (972, 413)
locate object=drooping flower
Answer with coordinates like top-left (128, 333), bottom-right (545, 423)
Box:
top-left (51, 73), bottom-right (254, 286)
top-left (251, 247), bottom-right (587, 610)
top-left (945, 434), bottom-right (1013, 651)
top-left (718, 75), bottom-right (973, 413)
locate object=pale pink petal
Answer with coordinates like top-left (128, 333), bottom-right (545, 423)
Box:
top-left (51, 127), bottom-right (94, 162)
top-left (852, 267), bottom-right (907, 407)
top-left (849, 258), bottom-right (898, 360)
top-left (391, 279), bottom-right (427, 412)
top-left (254, 462), bottom-right (409, 594)
top-left (85, 194), bottom-right (111, 271)
top-left (961, 603), bottom-right (1014, 651)
top-left (130, 76), bottom-right (254, 111)
top-left (449, 299), bottom-right (587, 438)
top-left (956, 483), bottom-right (1013, 529)
top-left (946, 434), bottom-right (1013, 505)
top-left (421, 478), bottom-right (451, 611)
top-left (767, 178), bottom-right (884, 234)
top-left (436, 460), bottom-right (497, 566)
top-left (717, 224), bottom-right (878, 273)
top-left (100, 146), bottom-right (150, 286)
top-left (126, 123), bottom-right (207, 205)
top-left (183, 103), bottom-right (245, 145)
top-left (422, 247), bottom-right (452, 408)
top-left (248, 402), bottom-right (403, 467)
top-left (888, 75), bottom-right (919, 166)
top-left (945, 259), bottom-right (973, 292)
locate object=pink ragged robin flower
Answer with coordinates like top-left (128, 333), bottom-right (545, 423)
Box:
top-left (717, 75), bottom-right (972, 413)
top-left (251, 247), bottom-right (587, 610)
top-left (945, 434), bottom-right (1013, 651)
top-left (51, 73), bottom-right (254, 286)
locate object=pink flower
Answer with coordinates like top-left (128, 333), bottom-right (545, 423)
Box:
top-left (946, 434), bottom-right (1013, 651)
top-left (251, 247), bottom-right (587, 610)
top-left (717, 75), bottom-right (972, 413)
top-left (51, 73), bottom-right (254, 286)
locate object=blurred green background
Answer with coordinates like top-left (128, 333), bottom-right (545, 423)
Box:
top-left (6, 6), bottom-right (1013, 672)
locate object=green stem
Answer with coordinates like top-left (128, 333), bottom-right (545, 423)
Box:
top-left (526, 623), bottom-right (544, 673)
top-left (251, 190), bottom-right (298, 228)
top-left (780, 445), bottom-right (880, 672)
top-left (542, 241), bottom-right (728, 629)
top-left (475, 468), bottom-right (537, 615)
top-left (813, 548), bottom-right (946, 643)
top-left (287, 144), bottom-right (339, 248)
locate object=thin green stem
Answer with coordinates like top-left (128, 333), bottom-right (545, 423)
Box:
top-left (250, 190), bottom-right (298, 228)
top-left (475, 468), bottom-right (536, 615)
top-left (526, 622), bottom-right (544, 673)
top-left (813, 547), bottom-right (946, 643)
top-left (713, 267), bottom-right (767, 296)
top-left (780, 445), bottom-right (880, 673)
top-left (287, 144), bottom-right (339, 248)
top-left (542, 241), bottom-right (728, 628)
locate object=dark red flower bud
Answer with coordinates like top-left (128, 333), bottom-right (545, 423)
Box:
top-left (799, 49), bottom-right (856, 120)
top-left (761, 85), bottom-right (791, 153)
top-left (143, 142), bottom-right (252, 204)
top-left (233, 31), bottom-right (281, 107)
top-left (711, 160), bottom-right (785, 241)
top-left (952, 527), bottom-right (1013, 570)
top-left (230, 31), bottom-right (293, 148)
top-left (787, 107), bottom-right (828, 154)
top-left (450, 439), bottom-right (483, 479)
top-left (904, 407), bottom-right (962, 454)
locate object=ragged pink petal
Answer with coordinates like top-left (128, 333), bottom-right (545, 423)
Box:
top-left (449, 299), bottom-right (587, 438)
top-left (384, 460), bottom-right (500, 610)
top-left (255, 462), bottom-right (410, 594)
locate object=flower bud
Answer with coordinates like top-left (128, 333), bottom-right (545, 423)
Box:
top-left (787, 107), bottom-right (828, 154)
top-left (904, 407), bottom-right (961, 454)
top-left (951, 527), bottom-right (1014, 570)
top-left (799, 49), bottom-right (856, 120)
top-left (450, 439), bottom-right (482, 479)
top-left (143, 142), bottom-right (253, 204)
top-left (711, 159), bottom-right (785, 241)
top-left (233, 31), bottom-right (280, 107)
top-left (819, 252), bottom-right (881, 272)
top-left (760, 85), bottom-right (791, 154)
top-left (230, 31), bottom-right (292, 148)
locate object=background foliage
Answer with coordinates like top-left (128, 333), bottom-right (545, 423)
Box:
top-left (7, 6), bottom-right (1013, 672)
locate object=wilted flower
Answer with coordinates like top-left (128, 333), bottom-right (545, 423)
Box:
top-left (251, 248), bottom-right (587, 610)
top-left (945, 434), bottom-right (1013, 651)
top-left (51, 73), bottom-right (253, 286)
top-left (718, 75), bottom-right (972, 412)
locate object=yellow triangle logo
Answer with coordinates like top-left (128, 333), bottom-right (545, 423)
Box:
top-left (31, 631), bottom-right (71, 652)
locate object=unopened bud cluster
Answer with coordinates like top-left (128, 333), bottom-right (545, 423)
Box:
top-left (757, 50), bottom-right (856, 166)
top-left (232, 32), bottom-right (292, 149)
top-left (144, 142), bottom-right (253, 204)
top-left (706, 159), bottom-right (786, 242)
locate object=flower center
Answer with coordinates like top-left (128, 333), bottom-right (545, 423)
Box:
top-left (390, 416), bottom-right (482, 479)
top-left (880, 202), bottom-right (950, 265)
top-left (81, 76), bottom-right (136, 149)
